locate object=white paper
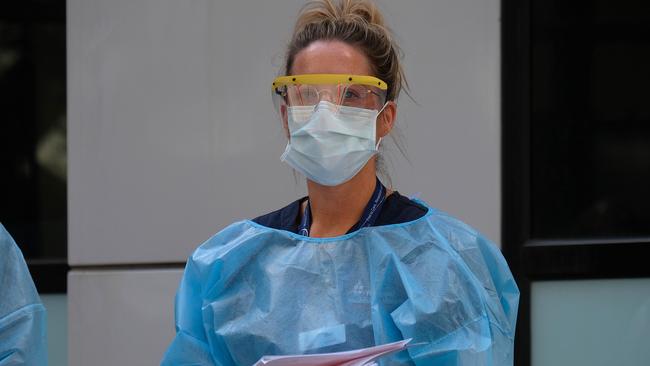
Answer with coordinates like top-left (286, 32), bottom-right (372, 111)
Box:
top-left (253, 339), bottom-right (411, 366)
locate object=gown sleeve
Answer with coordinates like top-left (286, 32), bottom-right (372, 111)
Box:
top-left (161, 256), bottom-right (218, 366)
top-left (402, 212), bottom-right (519, 365)
top-left (0, 224), bottom-right (48, 366)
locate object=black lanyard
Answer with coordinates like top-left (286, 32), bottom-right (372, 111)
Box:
top-left (298, 177), bottom-right (386, 237)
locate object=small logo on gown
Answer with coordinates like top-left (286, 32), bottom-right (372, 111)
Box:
top-left (349, 280), bottom-right (370, 304)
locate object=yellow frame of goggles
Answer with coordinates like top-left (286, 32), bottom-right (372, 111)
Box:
top-left (272, 74), bottom-right (388, 91)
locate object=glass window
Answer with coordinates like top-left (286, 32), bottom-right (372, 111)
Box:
top-left (530, 0), bottom-right (650, 239)
top-left (531, 278), bottom-right (650, 366)
top-left (0, 4), bottom-right (67, 265)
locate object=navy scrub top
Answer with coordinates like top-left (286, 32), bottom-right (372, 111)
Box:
top-left (253, 191), bottom-right (428, 234)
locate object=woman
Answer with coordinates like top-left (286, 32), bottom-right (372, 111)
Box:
top-left (162, 0), bottom-right (518, 365)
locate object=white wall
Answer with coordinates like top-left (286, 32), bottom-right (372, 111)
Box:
top-left (67, 0), bottom-right (500, 364)
top-left (68, 270), bottom-right (182, 365)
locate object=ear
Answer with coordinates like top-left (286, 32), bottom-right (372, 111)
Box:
top-left (280, 104), bottom-right (289, 140)
top-left (376, 101), bottom-right (397, 140)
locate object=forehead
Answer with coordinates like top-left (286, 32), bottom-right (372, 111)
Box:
top-left (291, 40), bottom-right (373, 76)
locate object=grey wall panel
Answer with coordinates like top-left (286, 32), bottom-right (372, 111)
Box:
top-left (382, 0), bottom-right (501, 244)
top-left (68, 269), bottom-right (183, 366)
top-left (68, 0), bottom-right (501, 266)
top-left (67, 0), bottom-right (307, 265)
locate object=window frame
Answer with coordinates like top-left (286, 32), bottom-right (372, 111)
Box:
top-left (501, 0), bottom-right (650, 364)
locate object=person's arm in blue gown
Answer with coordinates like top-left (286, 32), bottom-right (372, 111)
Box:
top-left (0, 224), bottom-right (47, 365)
top-left (402, 213), bottom-right (519, 365)
top-left (161, 256), bottom-right (218, 365)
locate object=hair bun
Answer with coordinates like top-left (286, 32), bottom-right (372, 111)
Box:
top-left (297, 0), bottom-right (386, 31)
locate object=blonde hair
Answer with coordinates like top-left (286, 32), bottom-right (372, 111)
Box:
top-left (285, 0), bottom-right (408, 101)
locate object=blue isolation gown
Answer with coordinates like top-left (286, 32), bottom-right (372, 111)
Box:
top-left (161, 201), bottom-right (519, 365)
top-left (0, 224), bottom-right (47, 365)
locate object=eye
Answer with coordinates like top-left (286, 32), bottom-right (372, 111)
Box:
top-left (343, 89), bottom-right (362, 99)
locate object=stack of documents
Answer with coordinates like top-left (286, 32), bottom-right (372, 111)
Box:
top-left (253, 339), bottom-right (411, 366)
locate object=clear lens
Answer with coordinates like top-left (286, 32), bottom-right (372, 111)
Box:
top-left (273, 83), bottom-right (387, 113)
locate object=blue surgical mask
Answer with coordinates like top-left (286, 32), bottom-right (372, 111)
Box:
top-left (281, 101), bottom-right (385, 186)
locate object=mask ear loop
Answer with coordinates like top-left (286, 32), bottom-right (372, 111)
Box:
top-left (333, 84), bottom-right (345, 115)
top-left (375, 101), bottom-right (389, 149)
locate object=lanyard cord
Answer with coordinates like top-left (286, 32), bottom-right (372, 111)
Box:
top-left (298, 177), bottom-right (386, 237)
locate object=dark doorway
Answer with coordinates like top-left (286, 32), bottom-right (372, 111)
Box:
top-left (0, 0), bottom-right (67, 293)
top-left (502, 0), bottom-right (650, 364)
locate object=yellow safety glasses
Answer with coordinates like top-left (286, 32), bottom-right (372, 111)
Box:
top-left (272, 74), bottom-right (388, 111)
